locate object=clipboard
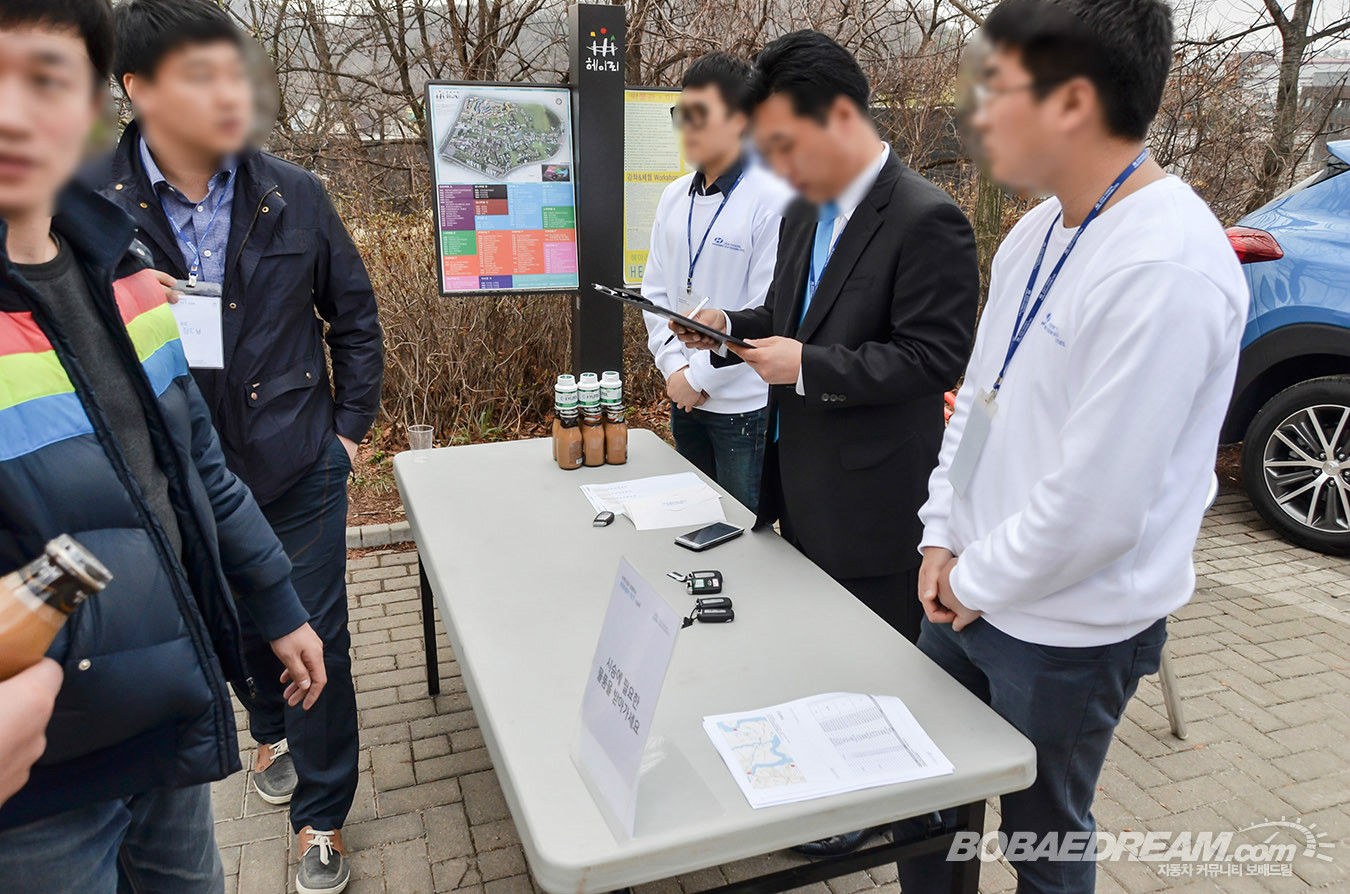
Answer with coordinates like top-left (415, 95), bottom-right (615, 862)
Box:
top-left (591, 284), bottom-right (753, 349)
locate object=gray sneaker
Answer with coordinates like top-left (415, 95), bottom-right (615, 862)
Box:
top-left (252, 738), bottom-right (296, 805)
top-left (296, 826), bottom-right (350, 894)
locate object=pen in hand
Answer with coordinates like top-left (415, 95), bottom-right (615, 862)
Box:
top-left (665, 296), bottom-right (711, 345)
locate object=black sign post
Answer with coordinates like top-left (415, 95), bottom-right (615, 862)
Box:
top-left (568, 3), bottom-right (626, 376)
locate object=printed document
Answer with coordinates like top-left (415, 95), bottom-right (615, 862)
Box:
top-left (574, 558), bottom-right (682, 839)
top-left (703, 692), bottom-right (953, 809)
top-left (581, 473), bottom-right (723, 529)
top-left (623, 484), bottom-right (724, 531)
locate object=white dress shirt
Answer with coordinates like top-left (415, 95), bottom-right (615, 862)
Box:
top-left (793, 143), bottom-right (890, 394)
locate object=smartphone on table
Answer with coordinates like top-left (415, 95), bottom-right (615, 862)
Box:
top-left (675, 522), bottom-right (744, 552)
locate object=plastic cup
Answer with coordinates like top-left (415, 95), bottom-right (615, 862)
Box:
top-left (408, 424), bottom-right (434, 451)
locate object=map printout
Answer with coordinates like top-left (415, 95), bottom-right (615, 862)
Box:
top-left (703, 693), bottom-right (953, 809)
top-left (426, 83), bottom-right (579, 293)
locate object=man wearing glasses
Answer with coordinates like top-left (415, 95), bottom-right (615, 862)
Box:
top-left (906, 0), bottom-right (1247, 889)
top-left (641, 52), bottom-right (792, 512)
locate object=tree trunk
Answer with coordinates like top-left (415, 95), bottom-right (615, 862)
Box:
top-left (1247, 0), bottom-right (1315, 211)
top-left (972, 172), bottom-right (1003, 311)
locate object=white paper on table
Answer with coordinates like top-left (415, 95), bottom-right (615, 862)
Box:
top-left (580, 472), bottom-right (708, 517)
top-left (623, 485), bottom-right (725, 531)
top-left (703, 692), bottom-right (954, 809)
top-left (170, 294), bottom-right (224, 369)
top-left (573, 558), bottom-right (682, 841)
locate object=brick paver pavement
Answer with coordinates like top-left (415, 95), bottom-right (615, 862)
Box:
top-left (214, 492), bottom-right (1350, 893)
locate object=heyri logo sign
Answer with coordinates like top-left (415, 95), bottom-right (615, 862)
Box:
top-left (585, 28), bottom-right (620, 73)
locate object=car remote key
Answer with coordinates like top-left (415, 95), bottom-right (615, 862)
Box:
top-left (686, 570), bottom-right (722, 595)
top-left (695, 606), bottom-right (734, 623)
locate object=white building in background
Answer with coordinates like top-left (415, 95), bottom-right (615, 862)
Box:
top-left (1244, 53), bottom-right (1350, 169)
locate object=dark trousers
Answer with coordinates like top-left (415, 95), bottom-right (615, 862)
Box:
top-left (670, 406), bottom-right (767, 513)
top-left (896, 616), bottom-right (1167, 894)
top-left (776, 483), bottom-right (923, 643)
top-left (241, 435), bottom-right (359, 832)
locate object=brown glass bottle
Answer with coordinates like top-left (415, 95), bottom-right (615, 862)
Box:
top-left (604, 407), bottom-right (628, 465)
top-left (552, 375), bottom-right (577, 462)
top-left (581, 412), bottom-right (606, 467)
top-left (0, 535), bottom-right (111, 680)
top-left (557, 414), bottom-right (583, 470)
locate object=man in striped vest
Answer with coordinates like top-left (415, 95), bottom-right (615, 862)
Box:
top-left (0, 2), bottom-right (327, 890)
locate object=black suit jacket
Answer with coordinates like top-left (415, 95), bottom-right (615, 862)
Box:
top-left (716, 152), bottom-right (978, 579)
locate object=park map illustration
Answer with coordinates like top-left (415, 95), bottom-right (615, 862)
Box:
top-left (438, 95), bottom-right (566, 179)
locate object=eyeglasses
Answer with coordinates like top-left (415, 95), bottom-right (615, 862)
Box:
top-left (971, 79), bottom-right (1064, 109)
top-left (670, 102), bottom-right (710, 130)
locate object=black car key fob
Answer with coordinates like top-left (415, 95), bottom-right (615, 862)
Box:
top-left (695, 606), bottom-right (734, 623)
top-left (687, 570), bottom-right (722, 595)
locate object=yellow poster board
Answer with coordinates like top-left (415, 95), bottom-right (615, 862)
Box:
top-left (624, 89), bottom-right (687, 286)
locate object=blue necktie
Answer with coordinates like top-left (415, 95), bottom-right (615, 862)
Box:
top-left (800, 201), bottom-right (839, 325)
top-left (776, 202), bottom-right (840, 442)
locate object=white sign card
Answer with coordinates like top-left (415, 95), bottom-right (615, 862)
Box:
top-left (574, 557), bottom-right (682, 840)
top-left (170, 294), bottom-right (224, 369)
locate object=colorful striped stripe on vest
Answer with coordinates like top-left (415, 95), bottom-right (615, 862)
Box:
top-left (0, 268), bottom-right (188, 462)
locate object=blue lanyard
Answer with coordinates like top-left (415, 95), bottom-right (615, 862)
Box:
top-left (993, 149), bottom-right (1149, 395)
top-left (158, 168), bottom-right (237, 286)
top-left (686, 169), bottom-right (745, 294)
top-left (807, 210), bottom-right (839, 299)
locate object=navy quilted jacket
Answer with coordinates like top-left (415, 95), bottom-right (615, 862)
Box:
top-left (0, 186), bottom-right (309, 829)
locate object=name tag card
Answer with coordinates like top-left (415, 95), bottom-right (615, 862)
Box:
top-left (170, 293), bottom-right (224, 369)
top-left (948, 389), bottom-right (996, 498)
top-left (574, 557), bottom-right (681, 840)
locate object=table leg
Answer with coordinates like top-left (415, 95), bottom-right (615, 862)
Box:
top-left (420, 558), bottom-right (441, 696)
top-left (949, 799), bottom-right (986, 894)
top-left (671, 801), bottom-right (988, 894)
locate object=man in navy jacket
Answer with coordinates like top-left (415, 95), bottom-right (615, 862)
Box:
top-left (0, 1), bottom-right (325, 889)
top-left (86, 3), bottom-right (384, 889)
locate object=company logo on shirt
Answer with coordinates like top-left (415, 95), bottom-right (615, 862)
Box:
top-left (711, 236), bottom-right (745, 253)
top-left (1040, 312), bottom-right (1066, 348)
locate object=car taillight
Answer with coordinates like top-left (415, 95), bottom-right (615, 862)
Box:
top-left (1226, 226), bottom-right (1284, 264)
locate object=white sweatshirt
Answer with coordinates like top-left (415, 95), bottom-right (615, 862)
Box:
top-left (641, 163), bottom-right (793, 414)
top-left (919, 176), bottom-right (1248, 647)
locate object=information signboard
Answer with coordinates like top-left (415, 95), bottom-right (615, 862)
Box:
top-left (426, 82), bottom-right (580, 294)
top-left (623, 89), bottom-right (687, 286)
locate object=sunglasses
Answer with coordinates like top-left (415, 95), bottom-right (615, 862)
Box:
top-left (670, 102), bottom-right (711, 130)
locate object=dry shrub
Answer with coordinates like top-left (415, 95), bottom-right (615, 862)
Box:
top-left (349, 209), bottom-right (669, 446)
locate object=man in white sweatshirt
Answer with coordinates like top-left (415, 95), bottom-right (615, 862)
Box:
top-left (907, 0), bottom-right (1248, 890)
top-left (642, 52), bottom-right (792, 511)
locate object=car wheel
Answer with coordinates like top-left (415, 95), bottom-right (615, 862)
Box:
top-left (1242, 375), bottom-right (1350, 556)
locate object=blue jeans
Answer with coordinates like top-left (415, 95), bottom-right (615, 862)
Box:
top-left (669, 406), bottom-right (767, 512)
top-left (241, 434), bottom-right (358, 832)
top-left (896, 616), bottom-right (1167, 894)
top-left (0, 783), bottom-right (222, 893)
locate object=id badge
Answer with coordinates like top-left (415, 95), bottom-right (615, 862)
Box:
top-left (948, 389), bottom-right (997, 498)
top-left (169, 291), bottom-right (225, 369)
top-left (172, 278), bottom-right (223, 298)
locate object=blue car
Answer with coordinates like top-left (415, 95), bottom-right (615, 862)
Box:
top-left (1224, 139), bottom-right (1350, 555)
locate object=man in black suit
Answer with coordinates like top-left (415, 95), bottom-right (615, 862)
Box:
top-left (676, 31), bottom-right (978, 646)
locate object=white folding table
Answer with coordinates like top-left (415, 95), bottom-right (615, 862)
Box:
top-left (395, 430), bottom-right (1035, 893)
